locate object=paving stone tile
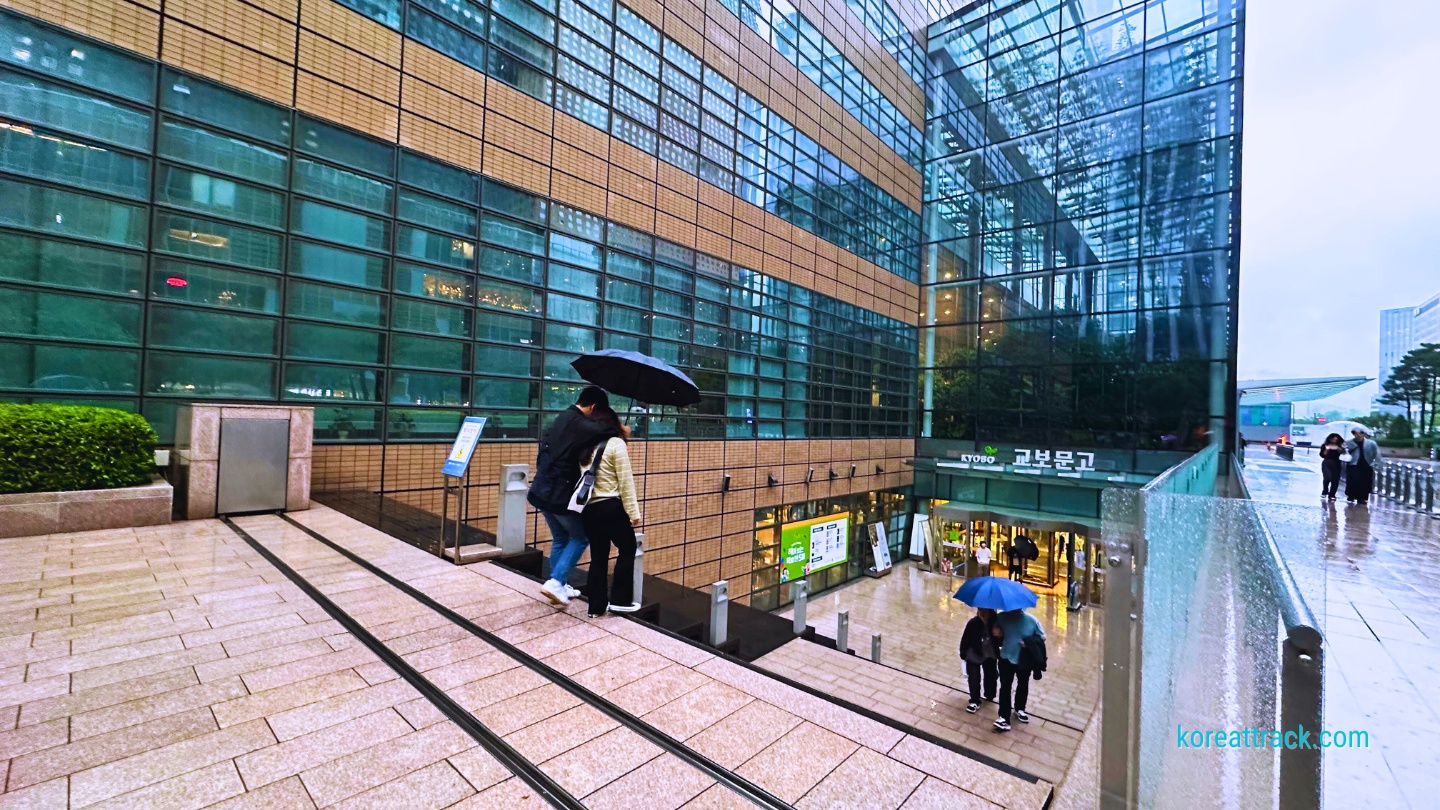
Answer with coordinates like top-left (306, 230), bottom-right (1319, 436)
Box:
top-left (447, 747), bottom-right (513, 792)
top-left (580, 753), bottom-right (715, 809)
top-left (445, 776), bottom-right (546, 809)
top-left (474, 683), bottom-right (582, 736)
top-left (236, 708), bottom-right (415, 788)
top-left (9, 707), bottom-right (220, 790)
top-left (18, 668), bottom-right (198, 727)
top-left (607, 664), bottom-right (713, 716)
top-left (240, 645), bottom-right (375, 693)
top-left (796, 745), bottom-right (927, 810)
top-left (71, 644), bottom-right (226, 692)
top-left (898, 776), bottom-right (1000, 810)
top-left (298, 722), bottom-right (477, 807)
top-left (0, 717), bottom-right (67, 760)
top-left (538, 726), bottom-right (663, 798)
top-left (211, 669), bottom-right (368, 729)
top-left (0, 674), bottom-right (70, 709)
top-left (687, 700), bottom-right (803, 770)
top-left (736, 721), bottom-right (859, 803)
top-left (70, 675), bottom-right (248, 739)
top-left (83, 760), bottom-right (246, 810)
top-left (502, 703), bottom-right (620, 763)
top-left (641, 681), bottom-right (754, 741)
top-left (68, 718), bottom-right (276, 807)
top-left (332, 760), bottom-right (476, 810)
top-left (201, 776), bottom-right (316, 810)
top-left (0, 776), bottom-right (68, 809)
top-left (265, 678), bottom-right (420, 741)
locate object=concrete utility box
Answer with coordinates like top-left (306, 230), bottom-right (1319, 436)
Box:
top-left (495, 463), bottom-right (529, 555)
top-left (174, 404), bottom-right (313, 519)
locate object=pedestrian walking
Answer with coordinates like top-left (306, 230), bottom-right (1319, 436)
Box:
top-left (1007, 540), bottom-right (1023, 581)
top-left (1344, 426), bottom-right (1380, 505)
top-left (1319, 432), bottom-right (1344, 501)
top-left (959, 607), bottom-right (998, 713)
top-left (577, 406), bottom-right (643, 617)
top-left (530, 387), bottom-right (624, 606)
top-left (974, 540), bottom-right (991, 578)
top-left (992, 608), bottom-right (1046, 732)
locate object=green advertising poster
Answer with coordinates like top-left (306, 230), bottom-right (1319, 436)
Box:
top-left (780, 515), bottom-right (850, 583)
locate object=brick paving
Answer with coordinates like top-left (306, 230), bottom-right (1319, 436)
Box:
top-left (0, 506), bottom-right (1054, 809)
top-left (759, 564), bottom-right (1101, 785)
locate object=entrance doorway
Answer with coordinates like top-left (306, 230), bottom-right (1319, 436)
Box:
top-left (928, 502), bottom-right (1103, 606)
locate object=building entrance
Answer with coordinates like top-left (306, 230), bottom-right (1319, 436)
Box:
top-left (928, 502), bottom-right (1104, 607)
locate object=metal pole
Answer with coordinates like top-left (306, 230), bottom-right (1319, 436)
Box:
top-left (1426, 469), bottom-right (1437, 516)
top-left (791, 580), bottom-right (809, 635)
top-left (871, 633), bottom-right (882, 664)
top-left (836, 610), bottom-right (850, 654)
top-left (633, 532), bottom-right (645, 606)
top-left (1279, 628), bottom-right (1323, 810)
top-left (1100, 493), bottom-right (1143, 810)
top-left (439, 476), bottom-right (451, 559)
top-left (708, 581), bottom-right (729, 647)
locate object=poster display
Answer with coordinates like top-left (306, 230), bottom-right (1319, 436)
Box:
top-left (868, 522), bottom-right (893, 573)
top-left (441, 416), bottom-right (486, 477)
top-left (779, 515), bottom-right (850, 583)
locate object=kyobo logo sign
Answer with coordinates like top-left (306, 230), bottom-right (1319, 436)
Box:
top-left (958, 452), bottom-right (999, 464)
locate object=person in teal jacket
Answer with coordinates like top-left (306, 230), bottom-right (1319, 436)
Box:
top-left (992, 608), bottom-right (1045, 732)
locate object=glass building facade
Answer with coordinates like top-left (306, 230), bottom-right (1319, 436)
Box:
top-left (920, 0), bottom-right (1243, 462)
top-left (0, 9), bottom-right (917, 447)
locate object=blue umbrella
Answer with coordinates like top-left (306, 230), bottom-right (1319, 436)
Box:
top-left (953, 576), bottom-right (1037, 611)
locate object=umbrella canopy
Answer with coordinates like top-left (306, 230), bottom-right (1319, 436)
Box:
top-left (571, 350), bottom-right (701, 407)
top-left (952, 576), bottom-right (1038, 611)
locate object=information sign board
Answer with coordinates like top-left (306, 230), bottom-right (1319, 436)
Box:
top-left (779, 515), bottom-right (850, 583)
top-left (441, 417), bottom-right (486, 478)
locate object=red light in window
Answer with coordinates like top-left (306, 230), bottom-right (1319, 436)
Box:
top-left (165, 277), bottom-right (188, 288)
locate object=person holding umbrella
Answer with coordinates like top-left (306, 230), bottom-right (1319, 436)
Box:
top-left (953, 576), bottom-right (1045, 731)
top-left (577, 405), bottom-right (643, 617)
top-left (530, 386), bottom-right (623, 606)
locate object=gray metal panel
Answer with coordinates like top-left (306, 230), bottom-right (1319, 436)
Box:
top-left (217, 419), bottom-right (290, 514)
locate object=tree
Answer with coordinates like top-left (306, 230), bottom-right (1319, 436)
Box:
top-left (1380, 343), bottom-right (1440, 439)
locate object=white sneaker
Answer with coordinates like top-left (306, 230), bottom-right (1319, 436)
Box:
top-left (608, 602), bottom-right (641, 614)
top-left (541, 579), bottom-right (569, 606)
top-left (564, 585), bottom-right (582, 599)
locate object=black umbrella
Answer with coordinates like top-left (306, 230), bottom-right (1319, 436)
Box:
top-left (571, 350), bottom-right (701, 407)
top-left (1014, 534), bottom-right (1040, 561)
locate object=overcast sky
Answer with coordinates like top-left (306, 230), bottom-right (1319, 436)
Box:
top-left (1238, 0), bottom-right (1440, 408)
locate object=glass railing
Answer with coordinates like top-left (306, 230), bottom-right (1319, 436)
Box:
top-left (1098, 450), bottom-right (1324, 809)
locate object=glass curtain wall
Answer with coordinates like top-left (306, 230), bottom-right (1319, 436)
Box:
top-left (920, 0), bottom-right (1244, 455)
top-left (0, 10), bottom-right (916, 444)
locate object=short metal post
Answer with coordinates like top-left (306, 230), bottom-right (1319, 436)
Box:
top-left (791, 580), bottom-right (809, 635)
top-left (1279, 628), bottom-right (1323, 810)
top-left (1426, 470), bottom-right (1437, 515)
top-left (495, 463), bottom-right (529, 555)
top-left (871, 633), bottom-right (882, 664)
top-left (708, 581), bottom-right (729, 647)
top-left (633, 532), bottom-right (645, 606)
top-left (836, 610), bottom-right (850, 654)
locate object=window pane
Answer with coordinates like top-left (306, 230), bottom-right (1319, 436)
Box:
top-left (398, 189), bottom-right (477, 236)
top-left (1, 69), bottom-right (152, 150)
top-left (1, 15), bottom-right (155, 102)
top-left (289, 241), bottom-right (387, 289)
top-left (473, 376), bottom-right (537, 408)
top-left (549, 232), bottom-right (602, 270)
top-left (476, 278), bottom-right (542, 315)
top-left (389, 371), bottom-right (468, 406)
top-left (476, 310), bottom-right (542, 345)
top-left (293, 158), bottom-right (393, 214)
top-left (394, 263), bottom-right (473, 304)
top-left (545, 323), bottom-right (595, 353)
top-left (481, 214), bottom-right (546, 255)
top-left (286, 322), bottom-right (384, 364)
top-left (391, 334), bottom-right (468, 370)
top-left (0, 286), bottom-right (141, 344)
top-left (158, 120), bottom-right (288, 187)
top-left (157, 164), bottom-right (283, 227)
top-left (332, 0), bottom-right (402, 29)
top-left (287, 281), bottom-right (386, 327)
top-left (296, 116), bottom-right (394, 177)
top-left (482, 180), bottom-right (547, 223)
top-left (0, 124), bottom-right (148, 199)
top-left (160, 70), bottom-right (291, 145)
top-left (386, 408), bottom-right (466, 440)
top-left (150, 259), bottom-right (280, 313)
top-left (397, 225), bottom-right (475, 269)
top-left (291, 200), bottom-right (389, 251)
top-left (474, 343), bottom-right (537, 376)
top-left (547, 264), bottom-right (599, 297)
top-left (0, 340), bottom-right (138, 392)
top-left (392, 297), bottom-right (471, 337)
top-left (316, 406), bottom-right (381, 441)
top-left (479, 245), bottom-right (544, 285)
top-left (154, 212), bottom-right (281, 269)
top-left (0, 233), bottom-right (144, 295)
top-left (283, 362), bottom-right (381, 401)
top-left (400, 151), bottom-right (477, 203)
top-left (148, 304), bottom-right (277, 355)
top-left (547, 292), bottom-right (598, 325)
top-left (146, 352), bottom-right (275, 398)
top-left (0, 179), bottom-right (146, 246)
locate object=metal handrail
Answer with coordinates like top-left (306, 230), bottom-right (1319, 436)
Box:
top-left (1230, 456), bottom-right (1320, 638)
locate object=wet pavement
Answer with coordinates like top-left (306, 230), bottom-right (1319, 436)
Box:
top-left (1244, 448), bottom-right (1440, 808)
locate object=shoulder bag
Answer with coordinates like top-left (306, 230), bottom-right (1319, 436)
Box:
top-left (566, 439), bottom-right (608, 514)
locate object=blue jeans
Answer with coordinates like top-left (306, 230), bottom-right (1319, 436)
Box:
top-left (542, 509), bottom-right (587, 584)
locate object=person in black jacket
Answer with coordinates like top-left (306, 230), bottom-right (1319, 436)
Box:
top-left (531, 386), bottom-right (623, 606)
top-left (959, 608), bottom-right (998, 713)
top-left (1319, 432), bottom-right (1344, 501)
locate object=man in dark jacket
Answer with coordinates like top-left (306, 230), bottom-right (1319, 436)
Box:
top-left (532, 386), bottom-right (622, 606)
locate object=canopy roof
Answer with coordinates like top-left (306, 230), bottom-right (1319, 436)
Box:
top-left (1237, 377), bottom-right (1370, 405)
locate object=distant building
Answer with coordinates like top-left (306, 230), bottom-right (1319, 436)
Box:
top-left (1376, 291), bottom-right (1440, 414)
top-left (1239, 377), bottom-right (1370, 444)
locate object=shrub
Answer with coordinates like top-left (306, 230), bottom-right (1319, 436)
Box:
top-left (0, 405), bottom-right (157, 495)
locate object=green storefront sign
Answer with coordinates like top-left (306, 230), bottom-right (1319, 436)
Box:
top-left (779, 515), bottom-right (850, 583)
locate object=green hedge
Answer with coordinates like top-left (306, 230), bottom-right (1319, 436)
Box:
top-left (0, 405), bottom-right (157, 495)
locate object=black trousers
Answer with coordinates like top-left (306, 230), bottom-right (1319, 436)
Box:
top-left (998, 658), bottom-right (1033, 720)
top-left (1321, 463), bottom-right (1341, 498)
top-left (966, 659), bottom-right (997, 702)
top-left (581, 498), bottom-right (636, 614)
top-left (1345, 463), bottom-right (1374, 503)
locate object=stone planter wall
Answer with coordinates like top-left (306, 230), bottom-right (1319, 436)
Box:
top-left (0, 477), bottom-right (173, 539)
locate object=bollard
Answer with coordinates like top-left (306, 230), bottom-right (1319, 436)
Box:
top-left (791, 580), bottom-right (809, 635)
top-left (836, 610), bottom-right (850, 654)
top-left (708, 581), bottom-right (729, 647)
top-left (871, 633), bottom-right (882, 664)
top-left (1427, 469), bottom-right (1437, 516)
top-left (495, 464), bottom-right (529, 555)
top-left (633, 532), bottom-right (645, 607)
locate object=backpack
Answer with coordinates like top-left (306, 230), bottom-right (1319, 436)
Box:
top-left (1019, 634), bottom-right (1048, 678)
